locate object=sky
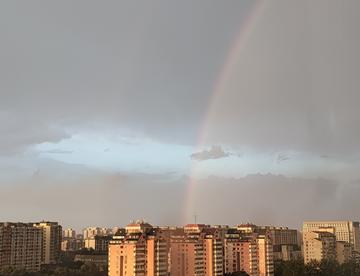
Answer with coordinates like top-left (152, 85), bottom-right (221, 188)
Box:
top-left (1, 0), bottom-right (360, 231)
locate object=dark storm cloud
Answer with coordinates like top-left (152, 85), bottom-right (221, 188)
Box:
top-left (0, 0), bottom-right (254, 154)
top-left (1, 0), bottom-right (359, 157)
top-left (0, 111), bottom-right (69, 154)
top-left (204, 0), bottom-right (360, 157)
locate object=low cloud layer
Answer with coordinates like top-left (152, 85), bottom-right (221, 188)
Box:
top-left (0, 161), bottom-right (359, 230)
top-left (275, 153), bottom-right (291, 164)
top-left (40, 149), bottom-right (74, 154)
top-left (191, 145), bottom-right (230, 161)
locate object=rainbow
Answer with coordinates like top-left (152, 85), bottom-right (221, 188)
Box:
top-left (183, 0), bottom-right (266, 223)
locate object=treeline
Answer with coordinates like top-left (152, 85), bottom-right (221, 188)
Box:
top-left (275, 259), bottom-right (360, 276)
top-left (0, 263), bottom-right (106, 276)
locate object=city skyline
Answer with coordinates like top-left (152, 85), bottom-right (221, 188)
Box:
top-left (1, 0), bottom-right (360, 230)
top-left (3, 219), bottom-right (360, 275)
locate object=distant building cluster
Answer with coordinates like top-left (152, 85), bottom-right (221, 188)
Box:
top-left (1, 220), bottom-right (360, 275)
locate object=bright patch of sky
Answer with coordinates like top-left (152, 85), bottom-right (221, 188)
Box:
top-left (30, 131), bottom-right (353, 180)
top-left (34, 132), bottom-right (193, 175)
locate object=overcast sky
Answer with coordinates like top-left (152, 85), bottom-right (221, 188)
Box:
top-left (1, 0), bottom-right (360, 231)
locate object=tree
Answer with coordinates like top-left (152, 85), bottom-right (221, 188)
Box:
top-left (224, 271), bottom-right (250, 276)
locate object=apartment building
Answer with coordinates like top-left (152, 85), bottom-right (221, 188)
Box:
top-left (170, 225), bottom-right (223, 276)
top-left (125, 221), bottom-right (153, 234)
top-left (264, 227), bottom-right (301, 261)
top-left (109, 232), bottom-right (147, 276)
top-left (63, 228), bottom-right (76, 239)
top-left (146, 229), bottom-right (169, 276)
top-left (84, 235), bottom-right (112, 252)
top-left (303, 231), bottom-right (336, 263)
top-left (0, 222), bottom-right (42, 272)
top-left (336, 241), bottom-right (352, 264)
top-left (170, 235), bottom-right (204, 275)
top-left (303, 221), bottom-right (360, 251)
top-left (108, 223), bottom-right (169, 276)
top-left (224, 230), bottom-right (258, 276)
top-left (33, 221), bottom-right (62, 265)
top-left (257, 234), bottom-right (274, 276)
top-left (83, 226), bottom-right (112, 239)
top-left (203, 229), bottom-right (223, 276)
top-left (238, 224), bottom-right (301, 261)
top-left (61, 237), bottom-right (84, 251)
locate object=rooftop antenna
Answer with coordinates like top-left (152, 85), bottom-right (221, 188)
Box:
top-left (194, 213), bottom-right (198, 224)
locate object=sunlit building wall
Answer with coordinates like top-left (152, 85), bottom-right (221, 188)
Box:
top-left (33, 221), bottom-right (62, 265)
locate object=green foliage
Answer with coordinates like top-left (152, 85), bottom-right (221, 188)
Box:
top-left (224, 271), bottom-right (250, 276)
top-left (275, 259), bottom-right (360, 276)
top-left (0, 263), bottom-right (106, 276)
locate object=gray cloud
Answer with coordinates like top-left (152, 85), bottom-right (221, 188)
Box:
top-left (275, 153), bottom-right (291, 164)
top-left (40, 149), bottom-right (73, 154)
top-left (191, 145), bottom-right (230, 161)
top-left (0, 0), bottom-right (359, 159)
top-left (0, 111), bottom-right (69, 155)
top-left (0, 0), bottom-right (360, 227)
top-left (202, 0), bottom-right (360, 157)
top-left (188, 174), bottom-right (358, 228)
top-left (0, 160), bottom-right (359, 230)
top-left (0, 1), bottom-right (254, 154)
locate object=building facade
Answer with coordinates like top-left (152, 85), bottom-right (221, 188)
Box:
top-left (0, 222), bottom-right (43, 272)
top-left (63, 228), bottom-right (76, 239)
top-left (83, 227), bottom-right (112, 239)
top-left (303, 221), bottom-right (360, 251)
top-left (257, 235), bottom-right (274, 276)
top-left (108, 223), bottom-right (169, 276)
top-left (303, 231), bottom-right (336, 263)
top-left (34, 221), bottom-right (62, 265)
top-left (224, 231), bottom-right (258, 276)
top-left (84, 235), bottom-right (112, 252)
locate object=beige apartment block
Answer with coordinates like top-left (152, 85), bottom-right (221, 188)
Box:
top-left (63, 228), bottom-right (76, 238)
top-left (170, 236), bottom-right (203, 275)
top-left (170, 226), bottom-right (224, 276)
top-left (303, 231), bottom-right (336, 264)
top-left (33, 221), bottom-right (62, 265)
top-left (257, 234), bottom-right (274, 276)
top-left (203, 230), bottom-right (223, 276)
top-left (108, 223), bottom-right (169, 276)
top-left (303, 221), bottom-right (360, 251)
